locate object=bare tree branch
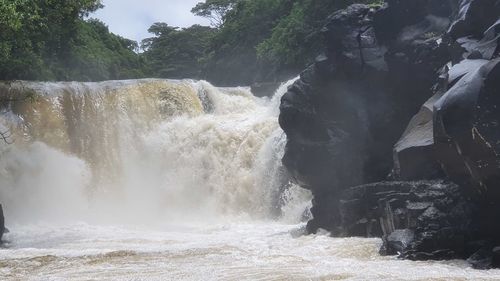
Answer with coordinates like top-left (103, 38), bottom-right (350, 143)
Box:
top-left (191, 0), bottom-right (236, 28)
top-left (0, 129), bottom-right (13, 145)
top-left (0, 91), bottom-right (35, 145)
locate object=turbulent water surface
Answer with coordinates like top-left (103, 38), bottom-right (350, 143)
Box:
top-left (0, 79), bottom-right (499, 280)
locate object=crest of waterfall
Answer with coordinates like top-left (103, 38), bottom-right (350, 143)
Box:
top-left (0, 78), bottom-right (310, 224)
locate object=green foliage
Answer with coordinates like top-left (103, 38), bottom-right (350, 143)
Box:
top-left (199, 0), bottom-right (292, 84)
top-left (142, 24), bottom-right (216, 79)
top-left (0, 0), bottom-right (24, 36)
top-left (0, 0), bottom-right (46, 80)
top-left (64, 19), bottom-right (145, 81)
top-left (190, 0), bottom-right (382, 85)
top-left (257, 0), bottom-right (382, 72)
top-left (0, 0), bottom-right (144, 81)
top-left (256, 2), bottom-right (309, 69)
top-left (0, 0), bottom-right (384, 84)
top-left (191, 0), bottom-right (237, 27)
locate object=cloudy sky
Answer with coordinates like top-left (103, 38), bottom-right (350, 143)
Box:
top-left (92, 0), bottom-right (210, 43)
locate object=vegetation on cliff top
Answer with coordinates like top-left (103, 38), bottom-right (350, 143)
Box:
top-left (0, 0), bottom-right (145, 81)
top-left (0, 0), bottom-right (379, 84)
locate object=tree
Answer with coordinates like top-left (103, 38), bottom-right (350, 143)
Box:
top-left (0, 0), bottom-right (145, 81)
top-left (141, 23), bottom-right (179, 50)
top-left (142, 24), bottom-right (215, 79)
top-left (64, 19), bottom-right (146, 81)
top-left (0, 130), bottom-right (12, 145)
top-left (0, 88), bottom-right (37, 144)
top-left (0, 0), bottom-right (47, 79)
top-left (192, 0), bottom-right (382, 85)
top-left (191, 0), bottom-right (237, 28)
top-left (0, 0), bottom-right (24, 61)
top-left (257, 0), bottom-right (384, 70)
top-left (194, 0), bottom-right (293, 85)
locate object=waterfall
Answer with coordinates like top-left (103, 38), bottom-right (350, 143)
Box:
top-left (2, 79), bottom-right (494, 281)
top-left (0, 78), bottom-right (310, 224)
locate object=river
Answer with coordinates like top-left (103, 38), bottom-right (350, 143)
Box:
top-left (0, 78), bottom-right (498, 280)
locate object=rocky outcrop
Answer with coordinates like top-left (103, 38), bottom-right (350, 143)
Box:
top-left (0, 204), bottom-right (4, 242)
top-left (279, 0), bottom-right (500, 268)
top-left (434, 59), bottom-right (500, 198)
top-left (280, 0), bottom-right (459, 234)
top-left (250, 82), bottom-right (282, 97)
top-left (338, 179), bottom-right (500, 269)
top-left (339, 181), bottom-right (474, 260)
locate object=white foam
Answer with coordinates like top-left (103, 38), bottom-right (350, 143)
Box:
top-left (0, 78), bottom-right (496, 280)
top-left (1, 222), bottom-right (499, 281)
top-left (0, 78), bottom-right (309, 225)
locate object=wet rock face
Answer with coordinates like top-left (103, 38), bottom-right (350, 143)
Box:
top-left (396, 0), bottom-right (500, 198)
top-left (0, 204), bottom-right (4, 242)
top-left (448, 0), bottom-right (500, 40)
top-left (339, 180), bottom-right (500, 266)
top-left (280, 0), bottom-right (500, 267)
top-left (280, 0), bottom-right (458, 234)
top-left (434, 59), bottom-right (500, 199)
top-left (250, 82), bottom-right (281, 98)
top-left (339, 181), bottom-right (473, 260)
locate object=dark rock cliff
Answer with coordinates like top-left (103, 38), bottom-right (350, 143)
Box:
top-left (0, 204), bottom-right (4, 243)
top-left (279, 0), bottom-right (500, 268)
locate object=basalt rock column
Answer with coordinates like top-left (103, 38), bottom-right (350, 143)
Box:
top-left (280, 0), bottom-right (500, 268)
top-left (280, 0), bottom-right (458, 234)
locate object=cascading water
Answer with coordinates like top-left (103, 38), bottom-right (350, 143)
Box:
top-left (0, 78), bottom-right (309, 224)
top-left (0, 79), bottom-right (498, 281)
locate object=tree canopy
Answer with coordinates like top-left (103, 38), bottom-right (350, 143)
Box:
top-left (184, 0), bottom-right (382, 85)
top-left (0, 0), bottom-right (381, 85)
top-left (141, 24), bottom-right (215, 79)
top-left (191, 0), bottom-right (237, 28)
top-left (0, 0), bottom-right (144, 81)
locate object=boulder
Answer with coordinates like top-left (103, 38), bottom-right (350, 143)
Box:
top-left (385, 229), bottom-right (415, 255)
top-left (457, 19), bottom-right (500, 60)
top-left (448, 0), bottom-right (500, 40)
top-left (339, 181), bottom-right (473, 260)
top-left (250, 82), bottom-right (282, 98)
top-left (466, 245), bottom-right (500, 269)
top-left (392, 57), bottom-right (491, 180)
top-left (393, 92), bottom-right (444, 180)
top-left (467, 246), bottom-right (494, 269)
top-left (434, 59), bottom-right (500, 199)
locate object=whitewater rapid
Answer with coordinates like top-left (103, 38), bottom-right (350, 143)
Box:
top-left (0, 79), bottom-right (499, 280)
top-left (2, 222), bottom-right (500, 281)
top-left (0, 78), bottom-right (308, 224)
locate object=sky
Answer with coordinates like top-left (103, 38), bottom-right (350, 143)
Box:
top-left (92, 0), bottom-right (210, 43)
